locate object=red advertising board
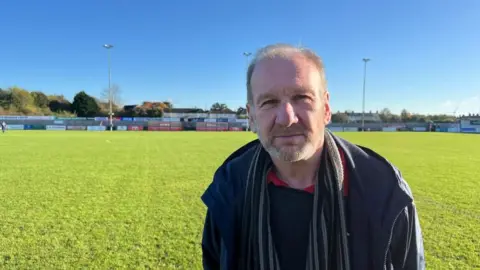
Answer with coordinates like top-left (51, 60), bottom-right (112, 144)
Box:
top-left (148, 126), bottom-right (169, 131)
top-left (170, 127), bottom-right (183, 131)
top-left (216, 122), bottom-right (228, 131)
top-left (229, 127), bottom-right (243, 131)
top-left (148, 121), bottom-right (170, 127)
top-left (128, 125), bottom-right (144, 131)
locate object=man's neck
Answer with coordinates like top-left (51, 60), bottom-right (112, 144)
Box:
top-left (272, 148), bottom-right (323, 190)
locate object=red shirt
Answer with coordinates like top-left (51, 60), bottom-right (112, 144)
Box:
top-left (267, 147), bottom-right (349, 196)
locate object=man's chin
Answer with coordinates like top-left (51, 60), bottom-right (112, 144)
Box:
top-left (268, 146), bottom-right (307, 162)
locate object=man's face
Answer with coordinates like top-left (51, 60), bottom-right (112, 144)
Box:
top-left (247, 54), bottom-right (331, 162)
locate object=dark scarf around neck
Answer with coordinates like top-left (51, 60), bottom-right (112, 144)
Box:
top-left (238, 130), bottom-right (350, 270)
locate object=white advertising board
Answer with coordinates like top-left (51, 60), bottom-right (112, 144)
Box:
top-left (343, 127), bottom-right (358, 132)
top-left (87, 126), bottom-right (106, 131)
top-left (382, 127), bottom-right (397, 132)
top-left (46, 125), bottom-right (66, 131)
top-left (329, 127), bottom-right (344, 132)
top-left (6, 124), bottom-right (24, 130)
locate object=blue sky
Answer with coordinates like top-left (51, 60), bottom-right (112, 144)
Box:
top-left (0, 0), bottom-right (479, 115)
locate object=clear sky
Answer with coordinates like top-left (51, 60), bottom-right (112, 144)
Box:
top-left (0, 0), bottom-right (479, 115)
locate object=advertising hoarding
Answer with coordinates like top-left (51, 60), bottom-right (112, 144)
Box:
top-left (67, 126), bottom-right (87, 130)
top-left (127, 125), bottom-right (144, 131)
top-left (87, 126), bottom-right (106, 131)
top-left (6, 124), bottom-right (24, 130)
top-left (46, 125), bottom-right (66, 131)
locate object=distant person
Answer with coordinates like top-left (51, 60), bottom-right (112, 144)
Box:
top-left (201, 44), bottom-right (424, 270)
top-left (1, 121), bottom-right (6, 133)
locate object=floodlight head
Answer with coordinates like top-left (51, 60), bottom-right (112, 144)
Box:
top-left (103, 44), bottom-right (114, 49)
top-left (363, 58), bottom-right (370, 62)
top-left (243, 52), bottom-right (252, 57)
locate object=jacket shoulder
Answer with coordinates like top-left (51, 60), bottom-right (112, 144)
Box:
top-left (201, 140), bottom-right (259, 210)
top-left (333, 135), bottom-right (413, 207)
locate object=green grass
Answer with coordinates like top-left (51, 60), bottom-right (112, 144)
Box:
top-left (0, 131), bottom-right (478, 269)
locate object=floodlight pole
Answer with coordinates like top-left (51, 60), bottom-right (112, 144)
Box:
top-left (104, 44), bottom-right (114, 131)
top-left (361, 58), bottom-right (370, 131)
top-left (243, 52), bottom-right (252, 131)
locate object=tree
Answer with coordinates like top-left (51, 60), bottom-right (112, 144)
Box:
top-left (400, 109), bottom-right (411, 122)
top-left (162, 101), bottom-right (173, 109)
top-left (133, 106), bottom-right (148, 117)
top-left (48, 95), bottom-right (72, 113)
top-left (0, 88), bottom-right (12, 108)
top-left (210, 102), bottom-right (230, 112)
top-left (379, 108), bottom-right (392, 123)
top-left (31, 91), bottom-right (49, 108)
top-left (389, 114), bottom-right (401, 123)
top-left (101, 83), bottom-right (122, 109)
top-left (236, 107), bottom-right (247, 115)
top-left (147, 107), bottom-right (163, 117)
top-left (71, 91), bottom-right (101, 117)
top-left (130, 102), bottom-right (165, 118)
top-left (10, 87), bottom-right (34, 112)
top-left (331, 112), bottom-right (349, 123)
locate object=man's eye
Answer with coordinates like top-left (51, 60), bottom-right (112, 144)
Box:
top-left (261, 100), bottom-right (277, 107)
top-left (294, 95), bottom-right (310, 101)
top-left (293, 95), bottom-right (311, 101)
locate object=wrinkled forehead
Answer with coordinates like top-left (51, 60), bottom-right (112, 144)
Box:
top-left (250, 55), bottom-right (321, 100)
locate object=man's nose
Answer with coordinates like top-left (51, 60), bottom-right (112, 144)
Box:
top-left (275, 102), bottom-right (298, 127)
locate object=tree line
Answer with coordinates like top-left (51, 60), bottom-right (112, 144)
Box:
top-left (0, 86), bottom-right (244, 118)
top-left (0, 86), bottom-right (475, 122)
top-left (331, 108), bottom-right (466, 123)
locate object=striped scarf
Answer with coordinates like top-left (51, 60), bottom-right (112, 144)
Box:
top-left (239, 130), bottom-right (350, 270)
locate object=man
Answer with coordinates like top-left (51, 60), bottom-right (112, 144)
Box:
top-left (201, 44), bottom-right (424, 270)
top-left (1, 121), bottom-right (6, 133)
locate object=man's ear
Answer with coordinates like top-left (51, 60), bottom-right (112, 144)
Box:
top-left (246, 103), bottom-right (257, 133)
top-left (323, 90), bottom-right (331, 125)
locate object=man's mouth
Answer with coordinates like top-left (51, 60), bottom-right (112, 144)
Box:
top-left (274, 134), bottom-right (304, 140)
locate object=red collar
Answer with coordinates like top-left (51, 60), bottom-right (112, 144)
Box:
top-left (267, 147), bottom-right (349, 196)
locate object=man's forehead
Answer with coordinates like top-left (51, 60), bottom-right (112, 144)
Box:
top-left (253, 55), bottom-right (306, 76)
top-left (251, 55), bottom-right (320, 94)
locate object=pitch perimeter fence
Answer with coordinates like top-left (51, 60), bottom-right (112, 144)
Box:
top-left (1, 116), bottom-right (480, 133)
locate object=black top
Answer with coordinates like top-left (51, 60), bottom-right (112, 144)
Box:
top-left (268, 184), bottom-right (316, 270)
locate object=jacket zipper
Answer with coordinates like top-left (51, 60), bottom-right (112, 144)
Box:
top-left (383, 209), bottom-right (403, 269)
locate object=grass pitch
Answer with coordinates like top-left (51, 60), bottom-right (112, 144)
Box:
top-left (0, 131), bottom-right (478, 269)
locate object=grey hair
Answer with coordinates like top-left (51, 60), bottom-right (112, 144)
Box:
top-left (246, 43), bottom-right (327, 105)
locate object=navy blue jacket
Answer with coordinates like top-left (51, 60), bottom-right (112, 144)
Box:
top-left (201, 135), bottom-right (425, 270)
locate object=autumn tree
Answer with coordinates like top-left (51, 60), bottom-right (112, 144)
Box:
top-left (31, 91), bottom-right (49, 108)
top-left (10, 87), bottom-right (34, 113)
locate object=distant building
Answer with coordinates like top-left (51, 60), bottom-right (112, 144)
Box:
top-left (345, 112), bottom-right (381, 123)
top-left (163, 108), bottom-right (208, 118)
top-left (163, 108), bottom-right (237, 119)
